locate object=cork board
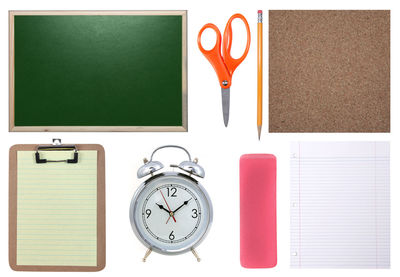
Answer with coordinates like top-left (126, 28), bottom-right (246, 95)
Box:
top-left (9, 144), bottom-right (105, 271)
top-left (269, 10), bottom-right (390, 132)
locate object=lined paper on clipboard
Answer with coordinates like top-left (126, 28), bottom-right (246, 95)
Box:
top-left (290, 142), bottom-right (390, 268)
top-left (16, 150), bottom-right (98, 267)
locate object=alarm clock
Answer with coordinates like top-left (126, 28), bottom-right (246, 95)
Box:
top-left (129, 145), bottom-right (213, 262)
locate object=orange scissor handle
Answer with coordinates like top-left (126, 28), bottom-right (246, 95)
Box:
top-left (222, 13), bottom-right (251, 78)
top-left (198, 23), bottom-right (232, 88)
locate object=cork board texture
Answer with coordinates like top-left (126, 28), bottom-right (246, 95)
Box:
top-left (269, 10), bottom-right (390, 132)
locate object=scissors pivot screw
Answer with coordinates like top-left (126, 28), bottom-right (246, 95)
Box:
top-left (222, 80), bottom-right (228, 86)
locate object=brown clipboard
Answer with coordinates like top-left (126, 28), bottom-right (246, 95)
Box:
top-left (9, 144), bottom-right (106, 271)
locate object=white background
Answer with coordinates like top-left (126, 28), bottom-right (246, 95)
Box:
top-left (0, 0), bottom-right (397, 276)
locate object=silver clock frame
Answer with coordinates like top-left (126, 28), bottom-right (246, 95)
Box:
top-left (129, 172), bottom-right (213, 255)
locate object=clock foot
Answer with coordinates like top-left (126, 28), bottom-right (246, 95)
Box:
top-left (191, 248), bottom-right (201, 262)
top-left (142, 248), bottom-right (152, 262)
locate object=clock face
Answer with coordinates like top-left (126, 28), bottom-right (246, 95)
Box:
top-left (130, 173), bottom-right (212, 254)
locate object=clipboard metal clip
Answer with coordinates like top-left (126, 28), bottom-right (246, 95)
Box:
top-left (35, 139), bottom-right (78, 164)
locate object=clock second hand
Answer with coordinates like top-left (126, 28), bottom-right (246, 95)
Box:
top-left (160, 190), bottom-right (176, 223)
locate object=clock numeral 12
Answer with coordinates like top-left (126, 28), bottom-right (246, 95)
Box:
top-left (167, 187), bottom-right (177, 197)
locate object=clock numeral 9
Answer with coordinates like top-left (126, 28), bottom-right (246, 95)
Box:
top-left (192, 209), bottom-right (198, 218)
top-left (145, 209), bottom-right (151, 218)
top-left (167, 187), bottom-right (177, 197)
top-left (169, 231), bottom-right (175, 240)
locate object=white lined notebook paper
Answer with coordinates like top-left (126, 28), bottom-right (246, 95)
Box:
top-left (290, 142), bottom-right (390, 268)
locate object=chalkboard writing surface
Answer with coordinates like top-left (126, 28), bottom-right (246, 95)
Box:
top-left (9, 11), bottom-right (187, 132)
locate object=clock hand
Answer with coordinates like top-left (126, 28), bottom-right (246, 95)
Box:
top-left (156, 203), bottom-right (171, 214)
top-left (173, 198), bottom-right (192, 213)
top-left (166, 198), bottom-right (192, 224)
top-left (160, 190), bottom-right (176, 223)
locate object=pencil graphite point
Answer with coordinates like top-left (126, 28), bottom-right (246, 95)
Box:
top-left (258, 125), bottom-right (262, 140)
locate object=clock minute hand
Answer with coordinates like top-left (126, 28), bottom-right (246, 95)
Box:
top-left (166, 198), bottom-right (192, 224)
top-left (173, 198), bottom-right (192, 213)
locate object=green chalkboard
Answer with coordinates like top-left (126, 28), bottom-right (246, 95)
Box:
top-left (9, 11), bottom-right (187, 131)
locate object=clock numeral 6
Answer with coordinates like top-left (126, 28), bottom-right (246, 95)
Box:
top-left (145, 209), bottom-right (151, 218)
top-left (192, 209), bottom-right (198, 218)
top-left (167, 187), bottom-right (177, 197)
top-left (169, 231), bottom-right (175, 240)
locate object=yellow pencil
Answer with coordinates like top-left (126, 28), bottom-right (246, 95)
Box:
top-left (257, 10), bottom-right (263, 140)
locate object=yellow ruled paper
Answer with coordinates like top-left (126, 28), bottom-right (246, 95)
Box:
top-left (16, 150), bottom-right (97, 266)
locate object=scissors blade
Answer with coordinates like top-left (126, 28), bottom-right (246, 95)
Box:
top-left (221, 88), bottom-right (230, 127)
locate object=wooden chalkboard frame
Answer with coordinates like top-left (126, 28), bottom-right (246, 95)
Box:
top-left (9, 10), bottom-right (188, 132)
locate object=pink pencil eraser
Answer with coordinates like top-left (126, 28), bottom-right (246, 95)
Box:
top-left (240, 154), bottom-right (277, 268)
top-left (258, 10), bottom-right (263, 14)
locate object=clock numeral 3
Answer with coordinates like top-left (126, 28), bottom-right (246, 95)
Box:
top-left (192, 209), bottom-right (198, 218)
top-left (145, 209), bottom-right (151, 218)
top-left (169, 231), bottom-right (175, 240)
top-left (167, 187), bottom-right (177, 197)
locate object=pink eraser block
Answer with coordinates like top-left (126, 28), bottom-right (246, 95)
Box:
top-left (240, 154), bottom-right (277, 268)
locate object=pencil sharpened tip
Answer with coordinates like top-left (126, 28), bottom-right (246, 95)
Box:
top-left (257, 125), bottom-right (262, 140)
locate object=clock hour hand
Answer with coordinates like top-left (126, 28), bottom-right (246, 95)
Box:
top-left (156, 203), bottom-right (171, 214)
top-left (172, 198), bottom-right (192, 213)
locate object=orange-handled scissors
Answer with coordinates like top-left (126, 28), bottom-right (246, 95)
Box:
top-left (198, 14), bottom-right (251, 127)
